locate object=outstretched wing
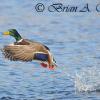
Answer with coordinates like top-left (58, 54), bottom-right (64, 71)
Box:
top-left (2, 45), bottom-right (37, 61)
top-left (2, 44), bottom-right (49, 62)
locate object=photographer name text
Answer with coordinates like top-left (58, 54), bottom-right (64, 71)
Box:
top-left (34, 3), bottom-right (100, 13)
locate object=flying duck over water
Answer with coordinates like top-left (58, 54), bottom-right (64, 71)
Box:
top-left (2, 29), bottom-right (57, 70)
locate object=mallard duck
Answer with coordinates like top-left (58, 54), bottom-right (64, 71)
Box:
top-left (2, 29), bottom-right (57, 70)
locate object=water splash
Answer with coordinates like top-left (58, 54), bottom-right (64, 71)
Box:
top-left (75, 67), bottom-right (100, 92)
top-left (58, 65), bottom-right (100, 92)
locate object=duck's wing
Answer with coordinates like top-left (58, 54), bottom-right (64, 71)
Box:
top-left (2, 44), bottom-right (48, 62)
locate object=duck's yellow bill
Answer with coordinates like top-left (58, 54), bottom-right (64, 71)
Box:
top-left (3, 31), bottom-right (10, 35)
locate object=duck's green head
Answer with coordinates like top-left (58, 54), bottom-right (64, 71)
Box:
top-left (3, 29), bottom-right (22, 41)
